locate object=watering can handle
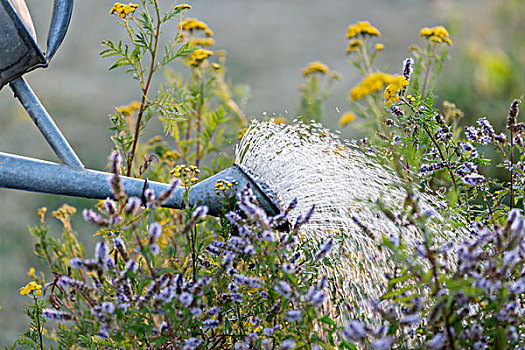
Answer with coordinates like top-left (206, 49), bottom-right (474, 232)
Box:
top-left (45, 0), bottom-right (73, 63)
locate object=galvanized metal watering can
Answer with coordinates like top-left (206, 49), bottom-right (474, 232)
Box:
top-left (0, 0), bottom-right (283, 217)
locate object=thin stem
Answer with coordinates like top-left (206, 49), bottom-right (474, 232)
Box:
top-left (421, 123), bottom-right (462, 205)
top-left (126, 0), bottom-right (162, 177)
top-left (421, 43), bottom-right (436, 98)
top-left (510, 128), bottom-right (515, 210)
top-left (360, 43), bottom-right (373, 74)
top-left (34, 295), bottom-right (44, 350)
top-left (195, 66), bottom-right (205, 168)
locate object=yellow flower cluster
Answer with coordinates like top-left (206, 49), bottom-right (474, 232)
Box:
top-left (171, 164), bottom-right (199, 186)
top-left (302, 61), bottom-right (329, 77)
top-left (272, 117), bottom-right (287, 124)
top-left (350, 72), bottom-right (394, 101)
top-left (187, 48), bottom-right (213, 67)
top-left (214, 179), bottom-right (238, 196)
top-left (346, 39), bottom-right (363, 53)
top-left (174, 4), bottom-right (191, 11)
top-left (180, 18), bottom-right (209, 32)
top-left (384, 76), bottom-right (409, 107)
top-left (116, 101), bottom-right (141, 116)
top-left (20, 281), bottom-right (42, 296)
top-left (109, 2), bottom-right (139, 19)
top-left (339, 112), bottom-right (356, 128)
top-left (346, 21), bottom-right (381, 39)
top-left (419, 26), bottom-right (452, 45)
top-left (188, 37), bottom-right (215, 48)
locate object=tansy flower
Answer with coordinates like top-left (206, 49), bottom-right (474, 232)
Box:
top-left (346, 21), bottom-right (381, 39)
top-left (204, 28), bottom-right (214, 37)
top-left (109, 2), bottom-right (139, 19)
top-left (116, 101), bottom-right (141, 116)
top-left (350, 72), bottom-right (394, 101)
top-left (340, 112), bottom-right (356, 127)
top-left (174, 4), bottom-right (191, 11)
top-left (180, 18), bottom-right (208, 32)
top-left (20, 281), bottom-right (42, 296)
top-left (189, 38), bottom-right (215, 48)
top-left (272, 117), bottom-right (287, 124)
top-left (302, 61), bottom-right (329, 76)
top-left (346, 39), bottom-right (363, 54)
top-left (384, 76), bottom-right (409, 107)
top-left (375, 43), bottom-right (385, 51)
top-left (419, 26), bottom-right (452, 45)
top-left (187, 49), bottom-right (213, 67)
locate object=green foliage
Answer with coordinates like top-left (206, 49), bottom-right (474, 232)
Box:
top-left (12, 3), bottom-right (525, 350)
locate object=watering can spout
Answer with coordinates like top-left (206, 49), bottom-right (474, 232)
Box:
top-left (0, 152), bottom-right (284, 218)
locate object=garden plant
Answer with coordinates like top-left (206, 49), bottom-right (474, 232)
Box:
top-left (8, 1), bottom-right (525, 349)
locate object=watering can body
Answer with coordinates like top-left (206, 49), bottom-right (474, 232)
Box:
top-left (0, 0), bottom-right (73, 88)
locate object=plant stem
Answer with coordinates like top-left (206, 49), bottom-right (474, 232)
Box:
top-left (34, 295), bottom-right (44, 350)
top-left (126, 0), bottom-right (162, 177)
top-left (421, 43), bottom-right (436, 98)
top-left (421, 123), bottom-right (462, 205)
top-left (510, 128), bottom-right (515, 210)
top-left (195, 66), bottom-right (205, 168)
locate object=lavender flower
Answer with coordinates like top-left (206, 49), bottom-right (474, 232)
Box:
top-left (149, 222), bottom-right (162, 243)
top-left (315, 238), bottom-right (335, 261)
top-left (462, 173), bottom-right (486, 186)
top-left (428, 333), bottom-right (447, 349)
top-left (403, 57), bottom-right (414, 81)
top-left (95, 240), bottom-right (109, 265)
top-left (280, 339), bottom-right (297, 350)
top-left (183, 338), bottom-right (202, 350)
top-left (372, 337), bottom-right (394, 350)
top-left (284, 310), bottom-right (302, 322)
top-left (42, 309), bottom-right (71, 320)
top-left (124, 196), bottom-right (141, 216)
top-left (83, 209), bottom-right (106, 226)
top-left (342, 320), bottom-right (367, 342)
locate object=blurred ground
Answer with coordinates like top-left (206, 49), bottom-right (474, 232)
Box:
top-left (0, 0), bottom-right (491, 343)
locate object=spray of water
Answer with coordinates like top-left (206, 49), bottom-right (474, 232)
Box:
top-left (236, 120), bottom-right (464, 318)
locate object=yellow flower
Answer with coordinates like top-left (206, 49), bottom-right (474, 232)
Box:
top-left (109, 2), bottom-right (139, 19)
top-left (19, 281), bottom-right (42, 296)
top-left (37, 207), bottom-right (47, 226)
top-left (339, 112), bottom-right (356, 127)
top-left (384, 76), bottom-right (409, 107)
top-left (419, 25), bottom-right (452, 45)
top-left (187, 48), bottom-right (213, 67)
top-left (189, 37), bottom-right (215, 48)
top-left (180, 18), bottom-right (208, 32)
top-left (174, 4), bottom-right (191, 11)
top-left (302, 61), bottom-right (329, 76)
top-left (117, 101), bottom-right (141, 116)
top-left (350, 72), bottom-right (394, 101)
top-left (272, 117), bottom-right (287, 124)
top-left (204, 28), bottom-right (214, 37)
top-left (375, 43), bottom-right (385, 51)
top-left (346, 21), bottom-right (381, 39)
top-left (346, 39), bottom-right (363, 53)
top-left (28, 267), bottom-right (36, 279)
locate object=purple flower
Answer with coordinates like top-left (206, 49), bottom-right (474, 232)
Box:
top-left (284, 310), bottom-right (302, 322)
top-left (342, 320), bottom-right (367, 342)
top-left (315, 238), bottom-right (335, 261)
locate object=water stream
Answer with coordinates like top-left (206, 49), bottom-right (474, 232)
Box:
top-left (236, 120), bottom-right (464, 318)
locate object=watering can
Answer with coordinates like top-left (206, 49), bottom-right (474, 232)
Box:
top-left (0, 0), bottom-right (284, 218)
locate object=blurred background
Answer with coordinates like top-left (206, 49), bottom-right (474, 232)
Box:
top-left (1, 0), bottom-right (524, 343)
